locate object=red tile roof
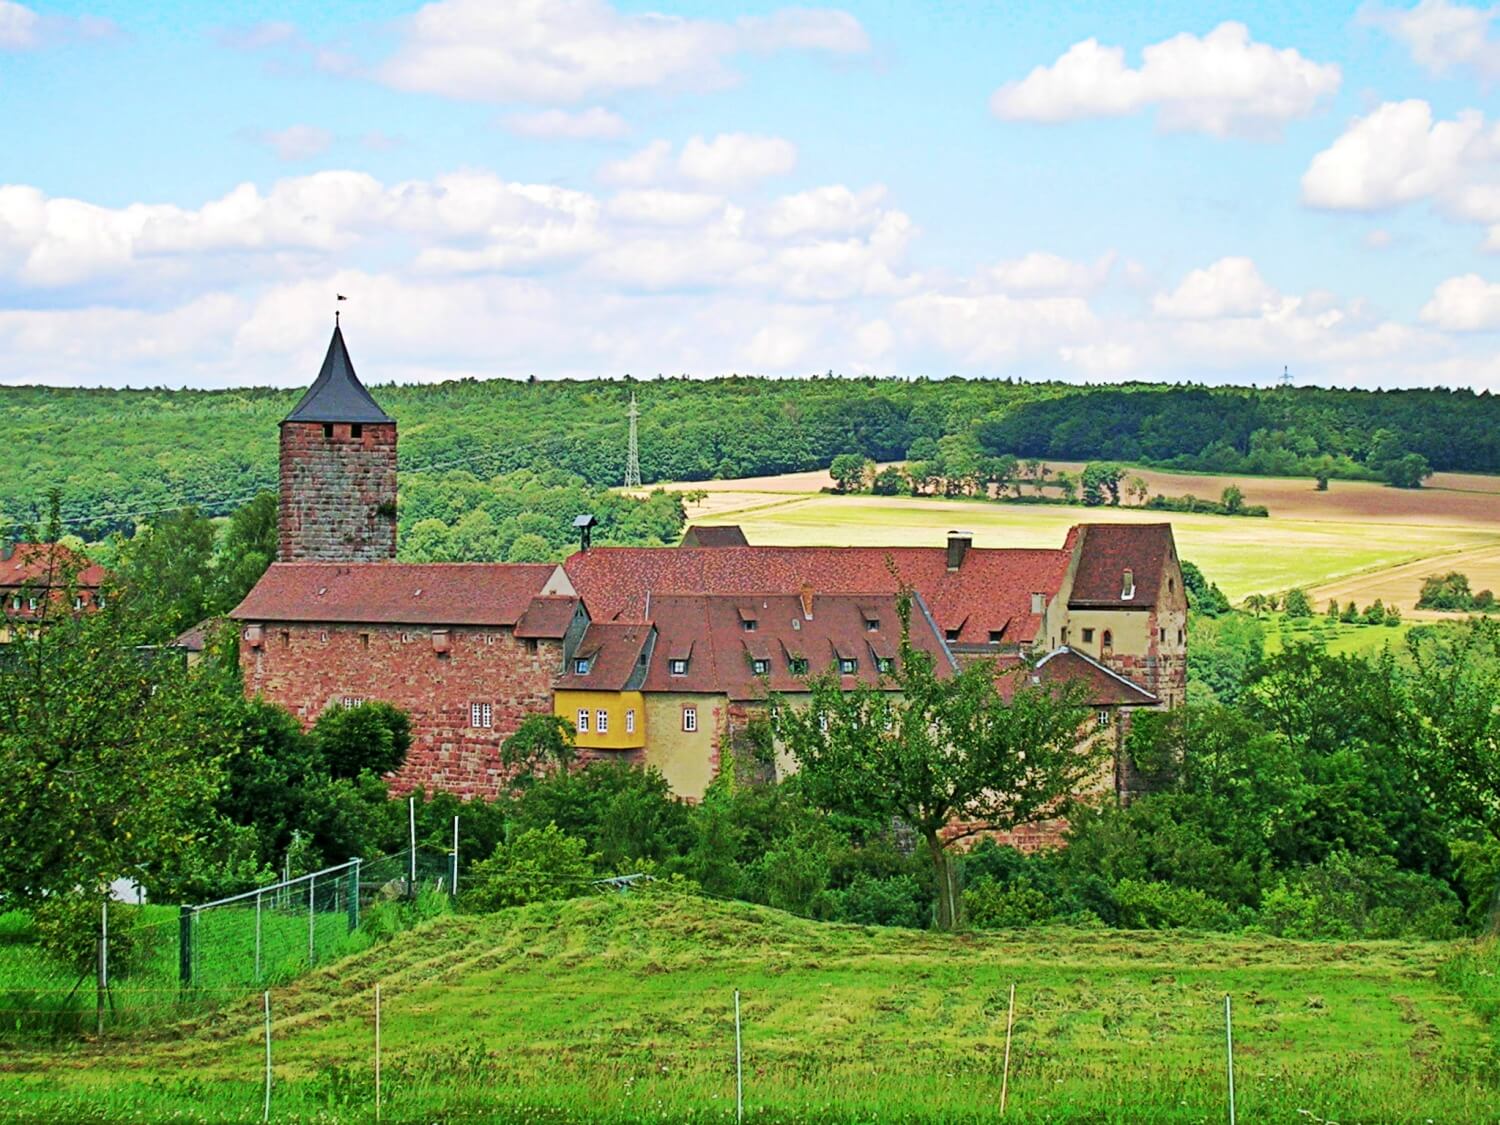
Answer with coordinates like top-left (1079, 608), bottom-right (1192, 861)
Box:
top-left (1068, 524), bottom-right (1176, 608)
top-left (680, 525), bottom-right (749, 547)
top-left (1, 543), bottom-right (107, 590)
top-left (994, 647), bottom-right (1158, 706)
top-left (556, 623), bottom-right (652, 691)
top-left (564, 545), bottom-right (1070, 646)
top-left (514, 596), bottom-right (579, 639)
top-left (231, 562), bottom-right (564, 626)
top-left (637, 592), bottom-right (954, 700)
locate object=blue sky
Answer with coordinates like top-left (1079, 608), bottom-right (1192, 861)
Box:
top-left (1, 0), bottom-right (1498, 389)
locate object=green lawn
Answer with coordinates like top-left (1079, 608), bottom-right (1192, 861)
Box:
top-left (694, 494), bottom-right (1500, 602)
top-left (3, 893), bottom-right (1495, 1123)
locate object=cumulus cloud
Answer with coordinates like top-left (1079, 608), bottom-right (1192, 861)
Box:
top-left (984, 251), bottom-right (1116, 295)
top-left (605, 190), bottom-right (726, 226)
top-left (761, 185), bottom-right (887, 239)
top-left (1153, 257), bottom-right (1280, 319)
top-left (0, 0), bottom-right (38, 48)
top-left (990, 22), bottom-right (1340, 138)
top-left (0, 0), bottom-right (114, 50)
top-left (1302, 100), bottom-right (1500, 247)
top-left (374, 0), bottom-right (866, 104)
top-left (502, 106), bottom-right (630, 140)
top-left (1362, 0), bottom-right (1500, 81)
top-left (1421, 273), bottom-right (1500, 329)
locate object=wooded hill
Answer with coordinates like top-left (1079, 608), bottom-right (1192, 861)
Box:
top-left (2, 377), bottom-right (1494, 538)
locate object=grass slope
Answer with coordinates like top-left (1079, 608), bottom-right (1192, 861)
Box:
top-left (2, 893), bottom-right (1495, 1123)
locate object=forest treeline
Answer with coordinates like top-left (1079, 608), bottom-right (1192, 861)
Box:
top-left (2, 376), bottom-right (1494, 538)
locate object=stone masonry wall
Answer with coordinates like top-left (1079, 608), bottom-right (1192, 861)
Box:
top-left (279, 421), bottom-right (398, 562)
top-left (240, 621), bottom-right (561, 798)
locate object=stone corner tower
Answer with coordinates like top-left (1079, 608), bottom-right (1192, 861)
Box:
top-left (278, 321), bottom-right (398, 562)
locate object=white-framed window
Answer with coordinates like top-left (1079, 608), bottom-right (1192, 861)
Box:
top-left (574, 657), bottom-right (590, 675)
top-left (1097, 709), bottom-right (1111, 727)
top-left (864, 617), bottom-right (879, 632)
top-left (73, 595), bottom-right (84, 611)
top-left (682, 706), bottom-right (697, 732)
top-left (8, 596), bottom-right (19, 611)
top-left (839, 658), bottom-right (857, 674)
top-left (818, 713), bottom-right (829, 732)
top-left (876, 657), bottom-right (894, 674)
top-left (27, 597), bottom-right (38, 612)
top-left (577, 709), bottom-right (590, 733)
top-left (625, 709), bottom-right (636, 734)
top-left (752, 658), bottom-right (769, 675)
top-left (788, 657), bottom-right (808, 675)
top-left (341, 696), bottom-right (364, 710)
top-left (742, 618), bottom-right (757, 632)
top-left (596, 709), bottom-right (609, 733)
top-left (470, 702), bottom-right (492, 728)
top-left (670, 658), bottom-right (688, 676)
top-left (1121, 568), bottom-right (1135, 600)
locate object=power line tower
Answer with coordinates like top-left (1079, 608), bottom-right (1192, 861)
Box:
top-left (1281, 364), bottom-right (1292, 389)
top-left (624, 392), bottom-right (642, 488)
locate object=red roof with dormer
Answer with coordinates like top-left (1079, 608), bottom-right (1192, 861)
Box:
top-left (2, 543), bottom-right (107, 592)
top-left (563, 544), bottom-right (1070, 646)
top-left (1068, 524), bottom-right (1176, 608)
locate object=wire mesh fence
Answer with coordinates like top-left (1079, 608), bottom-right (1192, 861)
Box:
top-left (0, 844), bottom-right (454, 1040)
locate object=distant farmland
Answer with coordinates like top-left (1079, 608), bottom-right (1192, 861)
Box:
top-left (641, 464), bottom-right (1500, 613)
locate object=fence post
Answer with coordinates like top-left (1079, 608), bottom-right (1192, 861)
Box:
top-left (308, 875), bottom-right (316, 966)
top-left (255, 891), bottom-right (263, 982)
top-left (374, 982), bottom-right (382, 1123)
top-left (96, 897), bottom-right (107, 1036)
top-left (1000, 981), bottom-right (1015, 1115)
top-left (407, 797), bottom-right (417, 900)
top-left (262, 990), bottom-right (272, 1123)
top-left (1225, 993), bottom-right (1236, 1125)
top-left (178, 905), bottom-right (193, 988)
top-left (734, 989), bottom-right (743, 1125)
top-left (348, 859), bottom-right (361, 933)
top-left (450, 816), bottom-right (459, 899)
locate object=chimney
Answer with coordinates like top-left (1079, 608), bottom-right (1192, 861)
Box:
top-left (946, 531), bottom-right (973, 571)
top-left (573, 513), bottom-right (598, 552)
top-left (799, 584), bottom-right (814, 620)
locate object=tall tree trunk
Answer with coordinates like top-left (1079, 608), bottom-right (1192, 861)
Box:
top-left (926, 831), bottom-right (961, 931)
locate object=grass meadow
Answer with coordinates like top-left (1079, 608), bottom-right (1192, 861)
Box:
top-left (2, 893), bottom-right (1496, 1124)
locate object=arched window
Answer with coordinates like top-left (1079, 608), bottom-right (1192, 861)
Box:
top-left (1102, 629), bottom-right (1113, 651)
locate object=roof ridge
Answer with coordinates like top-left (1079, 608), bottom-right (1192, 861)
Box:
top-left (283, 324), bottom-right (394, 425)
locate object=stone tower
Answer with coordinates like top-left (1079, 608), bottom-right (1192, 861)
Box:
top-left (278, 322), bottom-right (398, 562)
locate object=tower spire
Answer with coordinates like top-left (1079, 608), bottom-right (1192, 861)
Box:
top-left (624, 392), bottom-right (642, 489)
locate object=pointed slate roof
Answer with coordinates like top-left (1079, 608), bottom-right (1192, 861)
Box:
top-left (282, 324), bottom-right (394, 425)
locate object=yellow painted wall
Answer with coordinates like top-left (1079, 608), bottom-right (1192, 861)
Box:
top-left (642, 692), bottom-right (722, 800)
top-left (1062, 608), bottom-right (1152, 659)
top-left (554, 690), bottom-right (646, 750)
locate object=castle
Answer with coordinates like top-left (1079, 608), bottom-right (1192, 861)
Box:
top-left (232, 326), bottom-right (1186, 810)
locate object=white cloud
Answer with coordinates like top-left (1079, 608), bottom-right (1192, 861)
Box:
top-left (761, 185), bottom-right (887, 238)
top-left (678, 134), bottom-right (797, 187)
top-left (503, 106), bottom-right (630, 140)
top-left (990, 22), bottom-right (1340, 138)
top-left (605, 190), bottom-right (725, 226)
top-left (1362, 0), bottom-right (1500, 81)
top-left (1153, 257), bottom-right (1279, 319)
top-left (375, 0), bottom-right (866, 104)
top-left (1421, 273), bottom-right (1500, 329)
top-left (893, 292), bottom-right (1100, 366)
top-left (1301, 100), bottom-right (1500, 248)
top-left (0, 0), bottom-right (38, 48)
top-left (249, 125), bottom-right (336, 162)
top-left (600, 134), bottom-right (797, 189)
top-left (984, 251), bottom-right (1115, 295)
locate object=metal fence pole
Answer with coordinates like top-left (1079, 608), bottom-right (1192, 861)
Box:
top-left (450, 815), bottom-right (459, 898)
top-left (262, 990), bottom-right (272, 1123)
top-left (374, 982), bottom-right (382, 1123)
top-left (308, 875), bottom-right (316, 967)
top-left (734, 989), bottom-right (743, 1125)
top-left (178, 905), bottom-right (193, 989)
top-left (407, 797), bottom-right (417, 900)
top-left (96, 898), bottom-right (108, 1036)
top-left (255, 891), bottom-right (263, 982)
top-left (1225, 993), bottom-right (1236, 1125)
top-left (1000, 981), bottom-right (1016, 1115)
top-left (348, 859), bottom-right (361, 933)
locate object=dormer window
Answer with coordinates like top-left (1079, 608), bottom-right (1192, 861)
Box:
top-left (788, 657), bottom-right (809, 675)
top-left (574, 657), bottom-right (590, 675)
top-left (1121, 569), bottom-right (1135, 600)
top-left (669, 658), bottom-right (688, 676)
top-left (876, 657), bottom-right (894, 674)
top-left (742, 618), bottom-right (757, 632)
top-left (1030, 592), bottom-right (1044, 614)
top-left (839, 658), bottom-right (857, 675)
top-left (945, 627), bottom-right (960, 642)
top-left (988, 630), bottom-right (1003, 643)
top-left (752, 658), bottom-right (770, 675)
top-left (865, 619), bottom-right (879, 632)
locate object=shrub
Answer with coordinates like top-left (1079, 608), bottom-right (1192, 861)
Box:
top-left (829, 874), bottom-right (925, 928)
top-left (1283, 588), bottom-right (1313, 618)
top-left (964, 875), bottom-right (1055, 928)
top-left (1108, 879), bottom-right (1240, 931)
top-left (462, 824), bottom-right (599, 911)
top-left (32, 897), bottom-right (160, 978)
top-left (1258, 852), bottom-right (1463, 940)
top-left (312, 701), bottom-right (413, 779)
